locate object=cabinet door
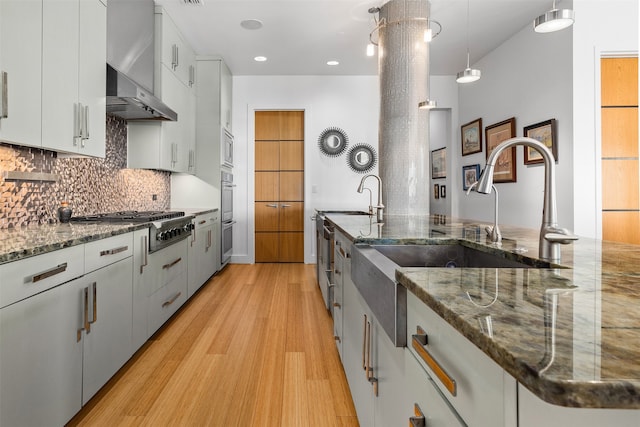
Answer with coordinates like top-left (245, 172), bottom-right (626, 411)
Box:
top-left (0, 278), bottom-right (84, 427)
top-left (188, 224), bottom-right (209, 298)
top-left (220, 60), bottom-right (232, 130)
top-left (82, 257), bottom-right (134, 404)
top-left (77, 0), bottom-right (106, 157)
top-left (0, 0), bottom-right (43, 148)
top-left (42, 0), bottom-right (79, 153)
top-left (342, 275), bottom-right (374, 427)
top-left (132, 228), bottom-right (150, 351)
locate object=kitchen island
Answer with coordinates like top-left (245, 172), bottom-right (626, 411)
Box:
top-left (323, 212), bottom-right (639, 421)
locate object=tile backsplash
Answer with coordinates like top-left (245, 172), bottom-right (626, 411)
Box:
top-left (0, 115), bottom-right (170, 229)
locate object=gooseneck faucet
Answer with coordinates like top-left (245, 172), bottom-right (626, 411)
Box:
top-left (476, 137), bottom-right (577, 262)
top-left (357, 174), bottom-right (384, 223)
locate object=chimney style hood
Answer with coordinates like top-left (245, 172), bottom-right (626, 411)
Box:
top-left (106, 0), bottom-right (177, 121)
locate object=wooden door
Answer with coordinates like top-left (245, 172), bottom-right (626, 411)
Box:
top-left (601, 57), bottom-right (639, 244)
top-left (255, 111), bottom-right (304, 262)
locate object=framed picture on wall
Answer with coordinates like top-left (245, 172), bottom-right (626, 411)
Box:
top-left (431, 148), bottom-right (446, 179)
top-left (461, 118), bottom-right (483, 156)
top-left (462, 164), bottom-right (481, 191)
top-left (523, 119), bottom-right (557, 165)
top-left (434, 184), bottom-right (440, 199)
top-left (485, 117), bottom-right (517, 183)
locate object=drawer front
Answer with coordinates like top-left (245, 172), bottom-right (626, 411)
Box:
top-left (404, 350), bottom-right (466, 427)
top-left (0, 245), bottom-right (85, 309)
top-left (148, 271), bottom-right (187, 333)
top-left (146, 239), bottom-right (188, 297)
top-left (407, 292), bottom-right (510, 427)
top-left (85, 233), bottom-right (133, 273)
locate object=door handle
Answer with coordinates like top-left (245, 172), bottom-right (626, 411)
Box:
top-left (366, 320), bottom-right (378, 396)
top-left (77, 286), bottom-right (90, 341)
top-left (140, 235), bottom-right (148, 274)
top-left (88, 282), bottom-right (97, 327)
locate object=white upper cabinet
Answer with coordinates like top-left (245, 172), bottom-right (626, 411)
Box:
top-left (0, 0), bottom-right (43, 148)
top-left (155, 6), bottom-right (196, 92)
top-left (0, 0), bottom-right (106, 157)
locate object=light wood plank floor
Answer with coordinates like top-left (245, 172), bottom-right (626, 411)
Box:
top-left (67, 264), bottom-right (359, 427)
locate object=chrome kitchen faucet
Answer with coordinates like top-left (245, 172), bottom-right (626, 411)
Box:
top-left (357, 174), bottom-right (384, 223)
top-left (476, 137), bottom-right (578, 263)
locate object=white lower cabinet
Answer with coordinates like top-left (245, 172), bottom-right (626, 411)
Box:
top-left (407, 292), bottom-right (516, 427)
top-left (0, 234), bottom-right (134, 426)
top-left (0, 273), bottom-right (84, 427)
top-left (343, 271), bottom-right (408, 427)
top-left (188, 211), bottom-right (219, 298)
top-left (404, 350), bottom-right (466, 426)
top-left (81, 257), bottom-right (134, 404)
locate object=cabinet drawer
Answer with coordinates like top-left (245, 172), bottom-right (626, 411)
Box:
top-left (148, 272), bottom-right (187, 334)
top-left (84, 233), bottom-right (133, 273)
top-left (0, 245), bottom-right (85, 309)
top-left (407, 292), bottom-right (513, 427)
top-left (404, 350), bottom-right (465, 426)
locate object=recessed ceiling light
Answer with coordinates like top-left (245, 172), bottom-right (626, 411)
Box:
top-left (327, 60), bottom-right (339, 66)
top-left (240, 19), bottom-right (263, 30)
top-left (254, 56), bottom-right (267, 62)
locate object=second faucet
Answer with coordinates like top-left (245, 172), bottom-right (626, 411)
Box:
top-left (357, 174), bottom-right (384, 223)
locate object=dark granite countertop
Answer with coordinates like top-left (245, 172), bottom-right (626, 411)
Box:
top-left (325, 212), bottom-right (640, 409)
top-left (0, 222), bottom-right (150, 265)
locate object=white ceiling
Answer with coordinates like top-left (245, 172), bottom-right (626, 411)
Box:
top-left (154, 0), bottom-right (558, 76)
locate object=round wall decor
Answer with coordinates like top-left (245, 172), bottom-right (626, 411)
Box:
top-left (347, 143), bottom-right (377, 173)
top-left (317, 127), bottom-right (349, 157)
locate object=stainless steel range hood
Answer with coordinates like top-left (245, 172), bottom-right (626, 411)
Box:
top-left (106, 0), bottom-right (177, 121)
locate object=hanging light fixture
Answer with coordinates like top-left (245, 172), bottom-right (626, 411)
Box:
top-left (534, 0), bottom-right (574, 33)
top-left (456, 0), bottom-right (480, 84)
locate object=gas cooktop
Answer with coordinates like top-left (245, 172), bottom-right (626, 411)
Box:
top-left (71, 210), bottom-right (185, 223)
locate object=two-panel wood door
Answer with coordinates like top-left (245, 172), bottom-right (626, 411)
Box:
top-left (255, 111), bottom-right (304, 262)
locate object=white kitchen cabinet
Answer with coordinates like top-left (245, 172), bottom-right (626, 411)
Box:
top-left (0, 0), bottom-right (43, 148)
top-left (195, 57), bottom-right (233, 186)
top-left (128, 7), bottom-right (196, 173)
top-left (343, 266), bottom-right (409, 427)
top-left (403, 350), bottom-right (466, 426)
top-left (0, 0), bottom-right (105, 156)
top-left (41, 0), bottom-right (106, 157)
top-left (81, 235), bottom-right (134, 404)
top-left (132, 227), bottom-right (151, 351)
top-left (155, 6), bottom-right (196, 92)
top-left (0, 231), bottom-right (134, 426)
top-left (406, 291), bottom-right (517, 427)
top-left (188, 211), bottom-right (219, 298)
top-left (332, 232), bottom-right (351, 359)
top-left (0, 274), bottom-right (84, 427)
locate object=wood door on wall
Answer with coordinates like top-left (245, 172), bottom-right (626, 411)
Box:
top-left (601, 57), bottom-right (639, 244)
top-left (255, 111), bottom-right (304, 262)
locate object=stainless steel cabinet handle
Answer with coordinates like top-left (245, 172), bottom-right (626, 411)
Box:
top-left (82, 105), bottom-right (90, 146)
top-left (74, 103), bottom-right (81, 146)
top-left (409, 403), bottom-right (426, 427)
top-left (162, 292), bottom-right (182, 308)
top-left (162, 257), bottom-right (182, 270)
top-left (1, 71), bottom-right (7, 119)
top-left (362, 314), bottom-right (367, 371)
top-left (281, 204), bottom-right (292, 208)
top-left (140, 235), bottom-right (148, 274)
top-left (77, 286), bottom-right (89, 341)
top-left (172, 44), bottom-right (178, 69)
top-left (206, 229), bottom-right (212, 250)
top-left (189, 65), bottom-right (194, 87)
top-left (100, 245), bottom-right (128, 256)
top-left (412, 325), bottom-right (457, 396)
top-left (198, 220), bottom-right (206, 225)
top-left (30, 263), bottom-right (68, 283)
top-left (88, 282), bottom-right (97, 327)
top-left (333, 302), bottom-right (341, 309)
top-left (366, 320), bottom-right (378, 396)
top-left (334, 268), bottom-right (341, 276)
top-left (191, 225), bottom-right (196, 246)
top-left (334, 335), bottom-right (341, 343)
top-left (266, 204), bottom-right (278, 208)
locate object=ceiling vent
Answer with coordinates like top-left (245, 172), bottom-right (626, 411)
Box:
top-left (182, 0), bottom-right (204, 5)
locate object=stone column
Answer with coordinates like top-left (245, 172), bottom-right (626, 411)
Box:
top-left (378, 0), bottom-right (430, 215)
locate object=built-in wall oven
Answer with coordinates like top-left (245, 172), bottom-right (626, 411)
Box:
top-left (221, 170), bottom-right (235, 267)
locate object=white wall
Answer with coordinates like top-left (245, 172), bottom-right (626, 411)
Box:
top-left (232, 76), bottom-right (380, 264)
top-left (572, 0), bottom-right (639, 238)
top-left (456, 18), bottom-right (574, 231)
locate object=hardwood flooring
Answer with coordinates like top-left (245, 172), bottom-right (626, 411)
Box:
top-left (67, 264), bottom-right (358, 427)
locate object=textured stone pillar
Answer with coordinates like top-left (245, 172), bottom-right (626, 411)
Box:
top-left (378, 0), bottom-right (430, 215)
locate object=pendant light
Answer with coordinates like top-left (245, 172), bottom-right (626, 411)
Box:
top-left (534, 0), bottom-right (574, 33)
top-left (456, 0), bottom-right (481, 84)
